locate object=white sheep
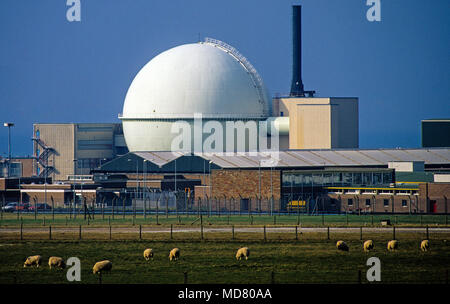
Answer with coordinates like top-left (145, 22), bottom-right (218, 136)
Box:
top-left (169, 248), bottom-right (180, 261)
top-left (48, 256), bottom-right (66, 269)
top-left (143, 248), bottom-right (154, 261)
top-left (363, 240), bottom-right (374, 252)
top-left (93, 260), bottom-right (112, 274)
top-left (24, 255), bottom-right (42, 268)
top-left (235, 247), bottom-right (250, 260)
top-left (420, 240), bottom-right (429, 252)
top-left (336, 240), bottom-right (349, 252)
top-left (387, 240), bottom-right (398, 251)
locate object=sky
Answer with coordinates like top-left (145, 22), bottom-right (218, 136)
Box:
top-left (0, 0), bottom-right (449, 157)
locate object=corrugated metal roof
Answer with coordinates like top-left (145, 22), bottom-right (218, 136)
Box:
top-left (130, 148), bottom-right (450, 169)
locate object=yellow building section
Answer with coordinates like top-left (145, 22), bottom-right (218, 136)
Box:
top-left (325, 186), bottom-right (418, 192)
top-left (326, 186), bottom-right (418, 190)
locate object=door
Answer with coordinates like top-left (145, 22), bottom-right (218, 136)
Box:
top-left (240, 198), bottom-right (249, 212)
top-left (429, 200), bottom-right (437, 213)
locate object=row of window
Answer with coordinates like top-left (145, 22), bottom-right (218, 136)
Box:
top-left (347, 198), bottom-right (409, 207)
top-left (76, 158), bottom-right (108, 169)
top-left (282, 171), bottom-right (393, 187)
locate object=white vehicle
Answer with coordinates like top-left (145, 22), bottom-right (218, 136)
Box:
top-left (2, 202), bottom-right (18, 212)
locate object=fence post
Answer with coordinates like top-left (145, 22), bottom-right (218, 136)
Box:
top-left (295, 225), bottom-right (298, 240)
top-left (170, 224), bottom-right (173, 240)
top-left (49, 225), bottom-right (52, 240)
top-left (139, 224), bottom-right (142, 240)
top-left (201, 223), bottom-right (204, 241)
top-left (393, 226), bottom-right (396, 240)
top-left (109, 225), bottom-right (112, 240)
top-left (20, 222), bottom-right (23, 240)
top-left (327, 226), bottom-right (330, 240)
top-left (79, 225), bottom-right (82, 240)
top-left (264, 225), bottom-right (266, 242)
top-left (360, 226), bottom-right (363, 241)
top-left (273, 216), bottom-right (276, 225)
top-left (232, 225), bottom-right (235, 240)
top-left (426, 225), bottom-right (429, 240)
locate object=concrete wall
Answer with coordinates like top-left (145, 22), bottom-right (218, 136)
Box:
top-left (272, 97), bottom-right (358, 149)
top-left (34, 124), bottom-right (75, 181)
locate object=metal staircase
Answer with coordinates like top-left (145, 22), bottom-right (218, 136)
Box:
top-left (32, 137), bottom-right (56, 178)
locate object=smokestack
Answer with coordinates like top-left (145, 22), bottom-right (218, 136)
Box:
top-left (290, 5), bottom-right (315, 97)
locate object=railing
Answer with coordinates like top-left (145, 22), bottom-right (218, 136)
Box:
top-left (204, 37), bottom-right (269, 116)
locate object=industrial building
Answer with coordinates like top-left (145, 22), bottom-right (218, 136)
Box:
top-left (1, 5), bottom-right (448, 215)
top-left (421, 119), bottom-right (450, 148)
top-left (32, 123), bottom-right (128, 181)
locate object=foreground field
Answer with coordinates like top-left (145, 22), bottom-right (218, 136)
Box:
top-left (1, 213), bottom-right (449, 228)
top-left (1, 231), bottom-right (449, 284)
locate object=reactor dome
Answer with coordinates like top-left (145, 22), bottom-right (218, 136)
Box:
top-left (120, 38), bottom-right (271, 152)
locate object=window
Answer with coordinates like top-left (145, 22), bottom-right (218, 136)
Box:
top-left (280, 111), bottom-right (284, 117)
top-left (402, 200), bottom-right (408, 207)
top-left (348, 198), bottom-right (353, 206)
top-left (373, 173), bottom-right (382, 185)
top-left (383, 199), bottom-right (389, 207)
top-left (353, 173), bottom-right (362, 185)
top-left (365, 199), bottom-right (371, 207)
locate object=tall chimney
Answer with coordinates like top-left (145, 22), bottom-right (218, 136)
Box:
top-left (290, 5), bottom-right (315, 97)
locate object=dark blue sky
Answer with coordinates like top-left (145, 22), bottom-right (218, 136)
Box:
top-left (1, 0), bottom-right (449, 156)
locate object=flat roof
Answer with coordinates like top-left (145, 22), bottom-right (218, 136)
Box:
top-left (107, 148), bottom-right (450, 170)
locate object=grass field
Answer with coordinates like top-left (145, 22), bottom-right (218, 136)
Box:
top-left (1, 213), bottom-right (449, 284)
top-left (1, 213), bottom-right (449, 228)
top-left (1, 231), bottom-right (449, 284)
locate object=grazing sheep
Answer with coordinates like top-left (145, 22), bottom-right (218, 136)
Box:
top-left (23, 255), bottom-right (42, 268)
top-left (363, 240), bottom-right (374, 252)
top-left (143, 248), bottom-right (154, 261)
top-left (92, 260), bottom-right (112, 274)
top-left (336, 240), bottom-right (349, 252)
top-left (169, 248), bottom-right (180, 261)
top-left (387, 240), bottom-right (398, 251)
top-left (236, 247), bottom-right (250, 260)
top-left (48, 256), bottom-right (66, 269)
top-left (420, 240), bottom-right (429, 252)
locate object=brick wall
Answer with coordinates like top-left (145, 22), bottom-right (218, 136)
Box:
top-left (211, 169), bottom-right (281, 199)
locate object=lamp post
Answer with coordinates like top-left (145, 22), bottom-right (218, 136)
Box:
top-left (73, 159), bottom-right (78, 207)
top-left (3, 122), bottom-right (14, 177)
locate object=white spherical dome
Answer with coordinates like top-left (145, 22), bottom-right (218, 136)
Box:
top-left (122, 42), bottom-right (270, 119)
top-left (120, 40), bottom-right (271, 152)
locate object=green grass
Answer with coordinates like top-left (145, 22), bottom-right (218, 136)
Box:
top-left (1, 232), bottom-right (449, 284)
top-left (0, 213), bottom-right (448, 228)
